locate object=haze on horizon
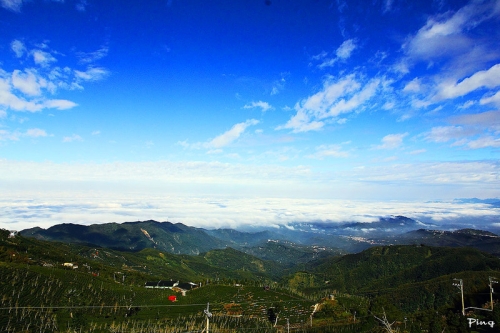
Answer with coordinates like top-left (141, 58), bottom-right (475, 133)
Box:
top-left (1, 0), bottom-right (499, 231)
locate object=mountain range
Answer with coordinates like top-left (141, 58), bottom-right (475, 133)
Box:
top-left (19, 215), bottom-right (500, 259)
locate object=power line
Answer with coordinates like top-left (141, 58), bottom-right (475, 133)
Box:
top-left (0, 303), bottom-right (208, 310)
top-left (353, 275), bottom-right (500, 296)
top-left (0, 298), bottom-right (314, 311)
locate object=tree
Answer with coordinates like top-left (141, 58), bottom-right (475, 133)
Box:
top-left (373, 308), bottom-right (397, 333)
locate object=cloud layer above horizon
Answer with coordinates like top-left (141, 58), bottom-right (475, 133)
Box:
top-left (2, 187), bottom-right (499, 232)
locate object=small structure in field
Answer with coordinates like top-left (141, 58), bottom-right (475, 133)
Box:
top-left (173, 282), bottom-right (198, 296)
top-left (144, 280), bottom-right (179, 289)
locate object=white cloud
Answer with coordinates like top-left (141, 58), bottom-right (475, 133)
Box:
top-left (376, 133), bottom-right (408, 149)
top-left (403, 1), bottom-right (499, 62)
top-left (0, 128), bottom-right (48, 141)
top-left (410, 98), bottom-right (432, 109)
top-left (382, 102), bottom-right (394, 110)
top-left (2, 0), bottom-right (66, 12)
top-left (270, 72), bottom-right (288, 95)
top-left (326, 79), bottom-right (379, 117)
top-left (275, 108), bottom-right (324, 133)
top-left (480, 90), bottom-right (500, 107)
top-left (75, 0), bottom-right (87, 12)
top-left (181, 119), bottom-right (260, 149)
top-left (206, 149), bottom-right (223, 155)
top-left (243, 101), bottom-right (273, 112)
top-left (91, 130), bottom-right (101, 135)
top-left (63, 134), bottom-right (83, 142)
top-left (425, 119), bottom-right (500, 149)
top-left (435, 63), bottom-right (500, 100)
top-left (0, 129), bottom-right (19, 141)
top-left (32, 50), bottom-right (57, 67)
top-left (300, 75), bottom-right (360, 115)
top-left (208, 119), bottom-right (259, 148)
top-left (25, 128), bottom-right (47, 138)
top-left (278, 74), bottom-right (380, 133)
top-left (10, 40), bottom-right (26, 57)
top-left (311, 50), bottom-right (327, 61)
top-left (350, 161), bottom-right (500, 191)
top-left (44, 99), bottom-right (78, 110)
top-left (317, 39), bottom-right (357, 69)
top-left (450, 110), bottom-right (500, 131)
top-left (12, 69), bottom-right (42, 96)
top-left (467, 136), bottom-right (500, 149)
top-left (77, 45), bottom-right (109, 64)
top-left (424, 126), bottom-right (466, 143)
top-left (0, 159), bottom-right (498, 227)
top-left (0, 110), bottom-right (6, 118)
top-left (1, 184), bottom-right (499, 231)
top-left (421, 111), bottom-right (500, 149)
top-left (0, 78), bottom-right (43, 112)
top-left (409, 149), bottom-right (426, 155)
top-left (426, 105), bottom-right (443, 116)
top-left (1, 40), bottom-right (107, 113)
top-left (398, 113), bottom-right (412, 122)
top-left (403, 78), bottom-right (422, 93)
top-left (382, 0), bottom-right (394, 13)
top-left (397, 0), bottom-right (500, 111)
top-left (177, 140), bottom-right (190, 149)
top-left (0, 0), bottom-right (66, 12)
top-left (74, 67), bottom-right (109, 81)
top-left (309, 75), bottom-right (378, 119)
top-left (0, 76), bottom-right (78, 112)
top-left (336, 39), bottom-right (356, 59)
top-left (459, 100), bottom-right (475, 109)
top-left (0, 160), bottom-right (314, 187)
top-left (392, 59), bottom-right (410, 75)
top-left (1, 0), bottom-right (23, 12)
top-left (307, 144), bottom-right (349, 159)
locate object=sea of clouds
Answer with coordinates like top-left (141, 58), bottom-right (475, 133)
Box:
top-left (2, 187), bottom-right (499, 232)
top-left (1, 159), bottom-right (499, 231)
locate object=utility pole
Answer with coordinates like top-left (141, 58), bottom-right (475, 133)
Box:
top-left (286, 318), bottom-right (290, 333)
top-left (489, 277), bottom-right (498, 311)
top-left (453, 279), bottom-right (464, 315)
top-left (204, 302), bottom-right (212, 333)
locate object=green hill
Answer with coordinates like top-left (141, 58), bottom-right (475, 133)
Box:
top-left (241, 240), bottom-right (343, 267)
top-left (303, 245), bottom-right (500, 293)
top-left (399, 228), bottom-right (500, 256)
top-left (21, 220), bottom-right (228, 255)
top-left (5, 228), bottom-right (500, 332)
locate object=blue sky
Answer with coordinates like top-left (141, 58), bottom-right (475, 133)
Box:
top-left (1, 0), bottom-right (500, 230)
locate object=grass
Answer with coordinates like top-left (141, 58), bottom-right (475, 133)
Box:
top-left (4, 230), bottom-right (495, 332)
top-left (0, 261), bottom-right (320, 332)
